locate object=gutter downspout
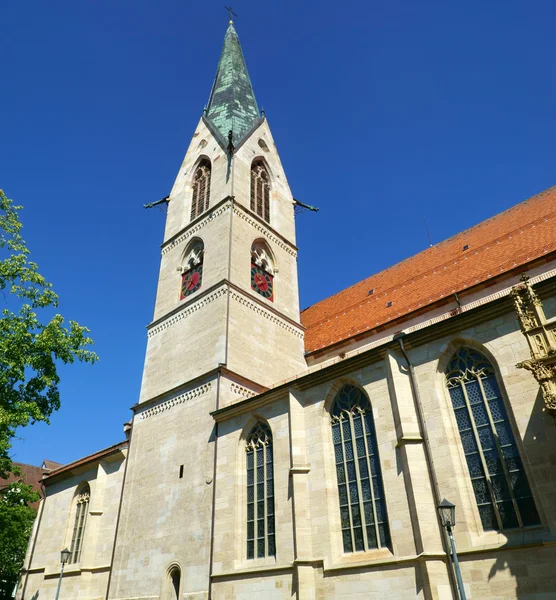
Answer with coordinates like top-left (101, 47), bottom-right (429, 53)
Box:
top-left (104, 431), bottom-right (133, 600)
top-left (394, 333), bottom-right (460, 600)
top-left (20, 480), bottom-right (47, 600)
top-left (207, 369), bottom-right (222, 600)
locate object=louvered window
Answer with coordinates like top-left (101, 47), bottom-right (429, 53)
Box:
top-left (446, 348), bottom-right (540, 531)
top-left (246, 422), bottom-right (275, 559)
top-left (250, 161), bottom-right (270, 223)
top-left (69, 484), bottom-right (90, 563)
top-left (190, 161), bottom-right (211, 221)
top-left (331, 385), bottom-right (390, 553)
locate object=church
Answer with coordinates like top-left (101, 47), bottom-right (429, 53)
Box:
top-left (17, 19), bottom-right (556, 600)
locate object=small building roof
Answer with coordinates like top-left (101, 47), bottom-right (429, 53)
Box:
top-left (41, 459), bottom-right (63, 471)
top-left (43, 441), bottom-right (127, 484)
top-left (301, 186), bottom-right (556, 354)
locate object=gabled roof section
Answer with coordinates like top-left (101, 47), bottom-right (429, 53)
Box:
top-left (43, 441), bottom-right (127, 484)
top-left (301, 186), bottom-right (556, 354)
top-left (206, 22), bottom-right (261, 147)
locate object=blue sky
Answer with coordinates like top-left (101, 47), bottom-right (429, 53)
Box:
top-left (2, 0), bottom-right (555, 466)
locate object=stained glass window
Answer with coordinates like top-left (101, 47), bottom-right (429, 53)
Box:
top-left (246, 422), bottom-right (275, 559)
top-left (250, 161), bottom-right (270, 223)
top-left (69, 484), bottom-right (90, 563)
top-left (331, 385), bottom-right (390, 553)
top-left (446, 347), bottom-right (540, 531)
top-left (190, 160), bottom-right (211, 221)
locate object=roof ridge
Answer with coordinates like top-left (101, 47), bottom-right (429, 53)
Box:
top-left (303, 208), bottom-right (556, 330)
top-left (302, 185), bottom-right (556, 317)
top-left (45, 440), bottom-right (127, 478)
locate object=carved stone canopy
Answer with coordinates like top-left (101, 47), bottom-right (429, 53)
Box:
top-left (512, 274), bottom-right (556, 422)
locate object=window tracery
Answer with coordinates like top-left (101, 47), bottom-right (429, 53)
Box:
top-left (331, 385), bottom-right (390, 553)
top-left (250, 160), bottom-right (270, 222)
top-left (246, 422), bottom-right (275, 559)
top-left (446, 347), bottom-right (540, 531)
top-left (190, 160), bottom-right (211, 221)
top-left (180, 240), bottom-right (204, 299)
top-left (69, 484), bottom-right (90, 563)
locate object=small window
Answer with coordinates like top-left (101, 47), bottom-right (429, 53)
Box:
top-left (69, 484), bottom-right (90, 563)
top-left (246, 422), bottom-right (275, 559)
top-left (251, 241), bottom-right (274, 301)
top-left (446, 348), bottom-right (540, 530)
top-left (165, 566), bottom-right (181, 600)
top-left (250, 160), bottom-right (271, 222)
top-left (180, 240), bottom-right (204, 299)
top-left (190, 159), bottom-right (211, 221)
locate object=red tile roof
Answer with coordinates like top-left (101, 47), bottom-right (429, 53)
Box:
top-left (301, 186), bottom-right (556, 354)
top-left (44, 441), bottom-right (127, 483)
top-left (0, 462), bottom-right (51, 509)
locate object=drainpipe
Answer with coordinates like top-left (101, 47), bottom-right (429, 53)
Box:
top-left (207, 368), bottom-right (222, 600)
top-left (104, 428), bottom-right (134, 599)
top-left (19, 480), bottom-right (47, 599)
top-left (394, 332), bottom-right (459, 600)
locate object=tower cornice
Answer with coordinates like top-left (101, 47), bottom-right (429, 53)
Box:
top-left (161, 196), bottom-right (298, 257)
top-left (146, 278), bottom-right (305, 338)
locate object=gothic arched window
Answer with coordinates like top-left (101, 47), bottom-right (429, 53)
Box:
top-left (446, 347), bottom-right (540, 531)
top-left (180, 240), bottom-right (204, 299)
top-left (246, 422), bottom-right (275, 559)
top-left (250, 160), bottom-right (270, 223)
top-left (190, 160), bottom-right (211, 221)
top-left (331, 385), bottom-right (390, 553)
top-left (251, 241), bottom-right (274, 302)
top-left (69, 483), bottom-right (90, 563)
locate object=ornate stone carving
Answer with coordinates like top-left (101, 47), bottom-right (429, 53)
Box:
top-left (138, 383), bottom-right (212, 419)
top-left (512, 274), bottom-right (556, 422)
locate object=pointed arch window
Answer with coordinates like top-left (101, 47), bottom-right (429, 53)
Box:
top-left (251, 241), bottom-right (274, 302)
top-left (446, 348), bottom-right (540, 531)
top-left (190, 160), bottom-right (211, 221)
top-left (246, 422), bottom-right (275, 559)
top-left (250, 160), bottom-right (270, 223)
top-left (331, 385), bottom-right (390, 553)
top-left (69, 484), bottom-right (90, 563)
top-left (180, 240), bottom-right (204, 299)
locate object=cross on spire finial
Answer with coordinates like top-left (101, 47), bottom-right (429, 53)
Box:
top-left (224, 5), bottom-right (237, 24)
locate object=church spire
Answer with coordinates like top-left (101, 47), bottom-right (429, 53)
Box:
top-left (205, 22), bottom-right (261, 148)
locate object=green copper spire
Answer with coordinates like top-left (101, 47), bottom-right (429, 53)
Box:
top-left (205, 22), bottom-right (261, 148)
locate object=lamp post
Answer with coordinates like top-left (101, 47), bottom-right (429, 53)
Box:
top-left (438, 499), bottom-right (467, 600)
top-left (54, 548), bottom-right (71, 600)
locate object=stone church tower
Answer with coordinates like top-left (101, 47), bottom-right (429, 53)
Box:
top-left (16, 17), bottom-right (556, 600)
top-left (107, 20), bottom-right (306, 600)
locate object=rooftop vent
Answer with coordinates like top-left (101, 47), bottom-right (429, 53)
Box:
top-left (386, 301), bottom-right (393, 308)
top-left (462, 244), bottom-right (469, 251)
top-left (368, 289), bottom-right (374, 295)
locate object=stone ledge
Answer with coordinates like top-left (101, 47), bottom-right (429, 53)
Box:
top-left (211, 563), bottom-right (293, 580)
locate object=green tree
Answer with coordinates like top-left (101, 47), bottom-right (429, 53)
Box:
top-left (0, 482), bottom-right (40, 599)
top-left (0, 189), bottom-right (98, 477)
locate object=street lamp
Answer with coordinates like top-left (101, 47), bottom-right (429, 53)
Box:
top-left (55, 548), bottom-right (71, 600)
top-left (438, 499), bottom-right (467, 600)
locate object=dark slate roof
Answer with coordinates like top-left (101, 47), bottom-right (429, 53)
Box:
top-left (206, 22), bottom-right (261, 147)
